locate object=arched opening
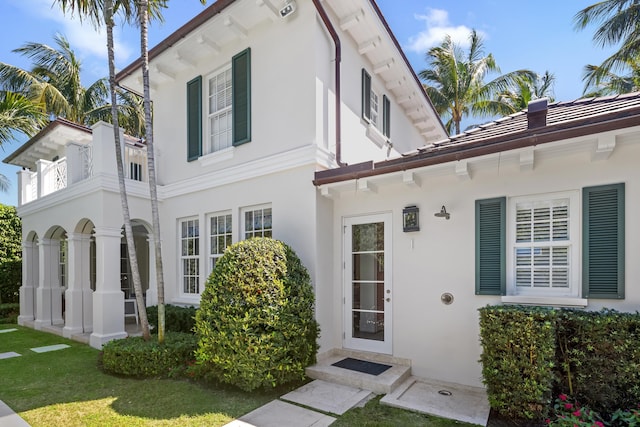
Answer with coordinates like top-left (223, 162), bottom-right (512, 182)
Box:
top-left (19, 231), bottom-right (40, 326)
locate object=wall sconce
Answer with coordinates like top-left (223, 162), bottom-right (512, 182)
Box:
top-left (402, 205), bottom-right (419, 232)
top-left (434, 205), bottom-right (450, 220)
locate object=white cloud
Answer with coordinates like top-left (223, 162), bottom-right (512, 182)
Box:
top-left (10, 0), bottom-right (134, 66)
top-left (406, 8), bottom-right (482, 53)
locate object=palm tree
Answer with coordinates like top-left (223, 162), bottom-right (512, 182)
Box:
top-left (499, 71), bottom-right (556, 112)
top-left (0, 91), bottom-right (48, 191)
top-left (419, 30), bottom-right (536, 135)
top-left (136, 0), bottom-right (205, 343)
top-left (574, 0), bottom-right (640, 90)
top-left (582, 57), bottom-right (640, 96)
top-left (0, 34), bottom-right (144, 136)
top-left (57, 0), bottom-right (151, 340)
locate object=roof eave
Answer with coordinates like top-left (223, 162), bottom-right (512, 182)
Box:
top-left (313, 107), bottom-right (640, 186)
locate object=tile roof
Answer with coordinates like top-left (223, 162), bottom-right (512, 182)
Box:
top-left (412, 92), bottom-right (640, 155)
top-left (314, 92), bottom-right (640, 185)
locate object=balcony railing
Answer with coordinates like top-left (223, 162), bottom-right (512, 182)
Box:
top-left (18, 124), bottom-right (149, 206)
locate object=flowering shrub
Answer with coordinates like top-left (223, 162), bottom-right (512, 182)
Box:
top-left (547, 395), bottom-right (640, 427)
top-left (547, 394), bottom-right (604, 427)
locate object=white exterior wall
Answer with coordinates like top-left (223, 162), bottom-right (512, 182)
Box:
top-left (314, 8), bottom-right (431, 166)
top-left (149, 3), bottom-right (318, 186)
top-left (324, 130), bottom-right (640, 387)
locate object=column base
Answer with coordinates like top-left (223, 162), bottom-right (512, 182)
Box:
top-left (17, 315), bottom-right (34, 326)
top-left (62, 326), bottom-right (84, 338)
top-left (34, 319), bottom-right (51, 330)
top-left (89, 331), bottom-right (128, 349)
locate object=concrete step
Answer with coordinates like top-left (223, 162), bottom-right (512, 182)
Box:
top-left (306, 348), bottom-right (411, 395)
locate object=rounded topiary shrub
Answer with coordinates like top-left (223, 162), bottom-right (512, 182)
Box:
top-left (100, 332), bottom-right (197, 378)
top-left (195, 237), bottom-right (319, 391)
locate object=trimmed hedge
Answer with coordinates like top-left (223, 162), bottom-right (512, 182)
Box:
top-left (479, 305), bottom-right (640, 420)
top-left (146, 304), bottom-right (196, 334)
top-left (479, 305), bottom-right (557, 419)
top-left (557, 309), bottom-right (640, 414)
top-left (0, 303), bottom-right (19, 324)
top-left (195, 238), bottom-right (319, 391)
top-left (100, 332), bottom-right (197, 378)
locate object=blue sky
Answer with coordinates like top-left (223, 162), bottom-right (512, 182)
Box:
top-left (0, 0), bottom-right (617, 206)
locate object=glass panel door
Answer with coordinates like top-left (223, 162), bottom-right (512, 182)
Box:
top-left (344, 213), bottom-right (392, 354)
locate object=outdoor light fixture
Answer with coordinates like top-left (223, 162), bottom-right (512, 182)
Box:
top-left (402, 205), bottom-right (419, 232)
top-left (279, 0), bottom-right (297, 18)
top-left (434, 205), bottom-right (450, 220)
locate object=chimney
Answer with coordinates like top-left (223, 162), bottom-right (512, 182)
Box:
top-left (527, 98), bottom-right (548, 129)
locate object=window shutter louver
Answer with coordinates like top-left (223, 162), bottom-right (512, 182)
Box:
top-left (362, 69), bottom-right (371, 121)
top-left (383, 95), bottom-right (391, 138)
top-left (475, 197), bottom-right (506, 295)
top-left (582, 183), bottom-right (625, 299)
top-left (232, 48), bottom-right (251, 146)
top-left (186, 75), bottom-right (202, 161)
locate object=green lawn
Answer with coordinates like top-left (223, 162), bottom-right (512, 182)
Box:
top-left (0, 325), bottom-right (469, 426)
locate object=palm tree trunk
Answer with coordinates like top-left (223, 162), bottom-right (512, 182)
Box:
top-left (105, 0), bottom-right (150, 340)
top-left (138, 0), bottom-right (166, 343)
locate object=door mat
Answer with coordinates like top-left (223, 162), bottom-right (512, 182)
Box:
top-left (331, 357), bottom-right (391, 376)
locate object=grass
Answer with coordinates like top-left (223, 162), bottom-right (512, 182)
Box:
top-left (0, 324), bottom-right (471, 426)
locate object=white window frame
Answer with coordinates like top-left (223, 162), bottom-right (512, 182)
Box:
top-left (241, 204), bottom-right (273, 240)
top-left (205, 64), bottom-right (233, 155)
top-left (207, 211), bottom-right (233, 276)
top-left (179, 217), bottom-right (200, 296)
top-left (506, 191), bottom-right (581, 299)
top-left (369, 89), bottom-right (379, 127)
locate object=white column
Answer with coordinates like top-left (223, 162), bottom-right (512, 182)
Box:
top-left (34, 238), bottom-right (64, 328)
top-left (63, 233), bottom-right (91, 338)
top-left (82, 238), bottom-right (94, 333)
top-left (18, 241), bottom-right (37, 325)
top-left (90, 227), bottom-right (126, 348)
top-left (145, 235), bottom-right (158, 307)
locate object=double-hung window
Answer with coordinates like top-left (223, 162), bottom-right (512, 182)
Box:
top-left (209, 213), bottom-right (232, 274)
top-left (362, 69), bottom-right (391, 144)
top-left (187, 48), bottom-right (251, 161)
top-left (180, 218), bottom-right (200, 295)
top-left (243, 205), bottom-right (272, 239)
top-left (206, 66), bottom-right (233, 154)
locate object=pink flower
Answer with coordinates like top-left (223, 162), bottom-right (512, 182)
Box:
top-left (595, 422), bottom-right (604, 427)
top-left (572, 410), bottom-right (581, 417)
top-left (545, 419), bottom-right (550, 425)
top-left (565, 403), bottom-right (573, 410)
top-left (559, 394), bottom-right (568, 401)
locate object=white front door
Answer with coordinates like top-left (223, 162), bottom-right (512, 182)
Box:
top-left (344, 213), bottom-right (392, 354)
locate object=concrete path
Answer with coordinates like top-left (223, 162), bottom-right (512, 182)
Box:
top-left (223, 400), bottom-right (336, 427)
top-left (0, 400), bottom-right (30, 427)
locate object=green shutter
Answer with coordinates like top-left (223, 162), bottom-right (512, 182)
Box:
top-left (186, 75), bottom-right (202, 161)
top-left (232, 48), bottom-right (251, 146)
top-left (383, 95), bottom-right (391, 138)
top-left (582, 183), bottom-right (625, 299)
top-left (361, 69), bottom-right (371, 121)
top-left (475, 197), bottom-right (506, 295)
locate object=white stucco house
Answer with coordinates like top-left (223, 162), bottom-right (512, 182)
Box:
top-left (5, 0), bottom-right (640, 390)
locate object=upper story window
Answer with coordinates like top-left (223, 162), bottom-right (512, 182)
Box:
top-left (475, 184), bottom-right (625, 303)
top-left (180, 218), bottom-right (200, 295)
top-left (206, 66), bottom-right (233, 154)
top-left (187, 48), bottom-right (251, 162)
top-left (361, 68), bottom-right (391, 142)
